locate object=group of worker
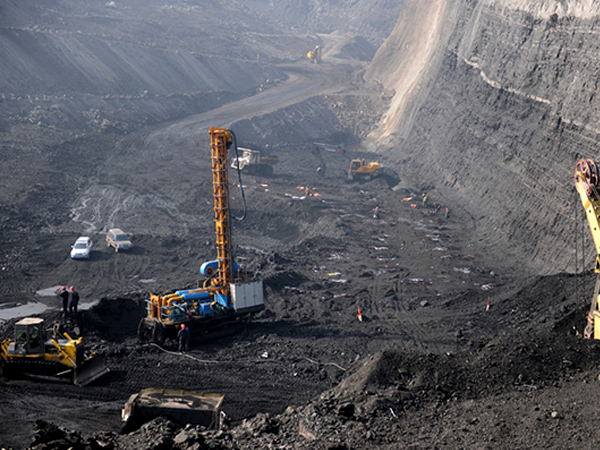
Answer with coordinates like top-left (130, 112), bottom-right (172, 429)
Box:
top-left (58, 285), bottom-right (80, 319)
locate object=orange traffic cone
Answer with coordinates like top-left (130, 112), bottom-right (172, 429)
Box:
top-left (357, 306), bottom-right (363, 322)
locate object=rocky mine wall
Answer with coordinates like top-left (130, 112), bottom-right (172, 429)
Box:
top-left (366, 0), bottom-right (600, 275)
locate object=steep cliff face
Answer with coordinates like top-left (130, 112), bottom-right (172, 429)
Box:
top-left (366, 0), bottom-right (600, 274)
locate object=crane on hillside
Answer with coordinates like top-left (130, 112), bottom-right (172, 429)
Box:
top-left (574, 158), bottom-right (600, 339)
top-left (307, 44), bottom-right (321, 63)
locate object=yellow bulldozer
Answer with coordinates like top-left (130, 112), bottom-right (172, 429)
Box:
top-left (0, 317), bottom-right (109, 386)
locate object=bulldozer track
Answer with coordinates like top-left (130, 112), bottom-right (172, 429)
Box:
top-left (2, 359), bottom-right (73, 383)
top-left (352, 272), bottom-right (435, 353)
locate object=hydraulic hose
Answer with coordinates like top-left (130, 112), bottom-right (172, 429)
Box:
top-left (230, 130), bottom-right (247, 222)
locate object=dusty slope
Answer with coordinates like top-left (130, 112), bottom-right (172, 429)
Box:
top-left (4, 1), bottom-right (600, 450)
top-left (364, 0), bottom-right (449, 143)
top-left (364, 0), bottom-right (600, 276)
top-left (1, 162), bottom-right (578, 449)
top-left (240, 0), bottom-right (404, 48)
top-left (0, 0), bottom-right (388, 307)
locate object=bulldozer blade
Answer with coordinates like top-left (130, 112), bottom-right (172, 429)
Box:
top-left (74, 354), bottom-right (110, 386)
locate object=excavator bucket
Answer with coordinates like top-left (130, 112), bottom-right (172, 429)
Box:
top-left (74, 354), bottom-right (110, 386)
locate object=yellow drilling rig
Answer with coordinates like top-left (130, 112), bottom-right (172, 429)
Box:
top-left (137, 127), bottom-right (264, 345)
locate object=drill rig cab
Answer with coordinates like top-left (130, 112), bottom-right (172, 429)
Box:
top-left (138, 128), bottom-right (264, 345)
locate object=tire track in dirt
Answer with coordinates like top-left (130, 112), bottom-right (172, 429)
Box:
top-left (102, 245), bottom-right (154, 292)
top-left (349, 225), bottom-right (438, 353)
top-left (353, 191), bottom-right (463, 354)
top-left (392, 278), bottom-right (442, 353)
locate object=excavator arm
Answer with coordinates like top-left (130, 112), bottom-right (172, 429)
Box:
top-left (574, 159), bottom-right (600, 338)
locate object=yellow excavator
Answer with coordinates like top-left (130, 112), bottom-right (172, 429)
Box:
top-left (0, 317), bottom-right (109, 385)
top-left (348, 158), bottom-right (382, 181)
top-left (574, 158), bottom-right (600, 339)
top-left (347, 158), bottom-right (400, 186)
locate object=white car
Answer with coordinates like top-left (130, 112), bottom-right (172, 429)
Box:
top-left (70, 236), bottom-right (93, 259)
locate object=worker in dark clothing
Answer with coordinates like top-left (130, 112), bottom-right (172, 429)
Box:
top-left (178, 323), bottom-right (191, 353)
top-left (58, 286), bottom-right (69, 319)
top-left (445, 207), bottom-right (450, 221)
top-left (69, 286), bottom-right (79, 318)
top-left (373, 206), bottom-right (380, 219)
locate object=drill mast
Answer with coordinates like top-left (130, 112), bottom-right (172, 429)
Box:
top-left (209, 127), bottom-right (234, 291)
